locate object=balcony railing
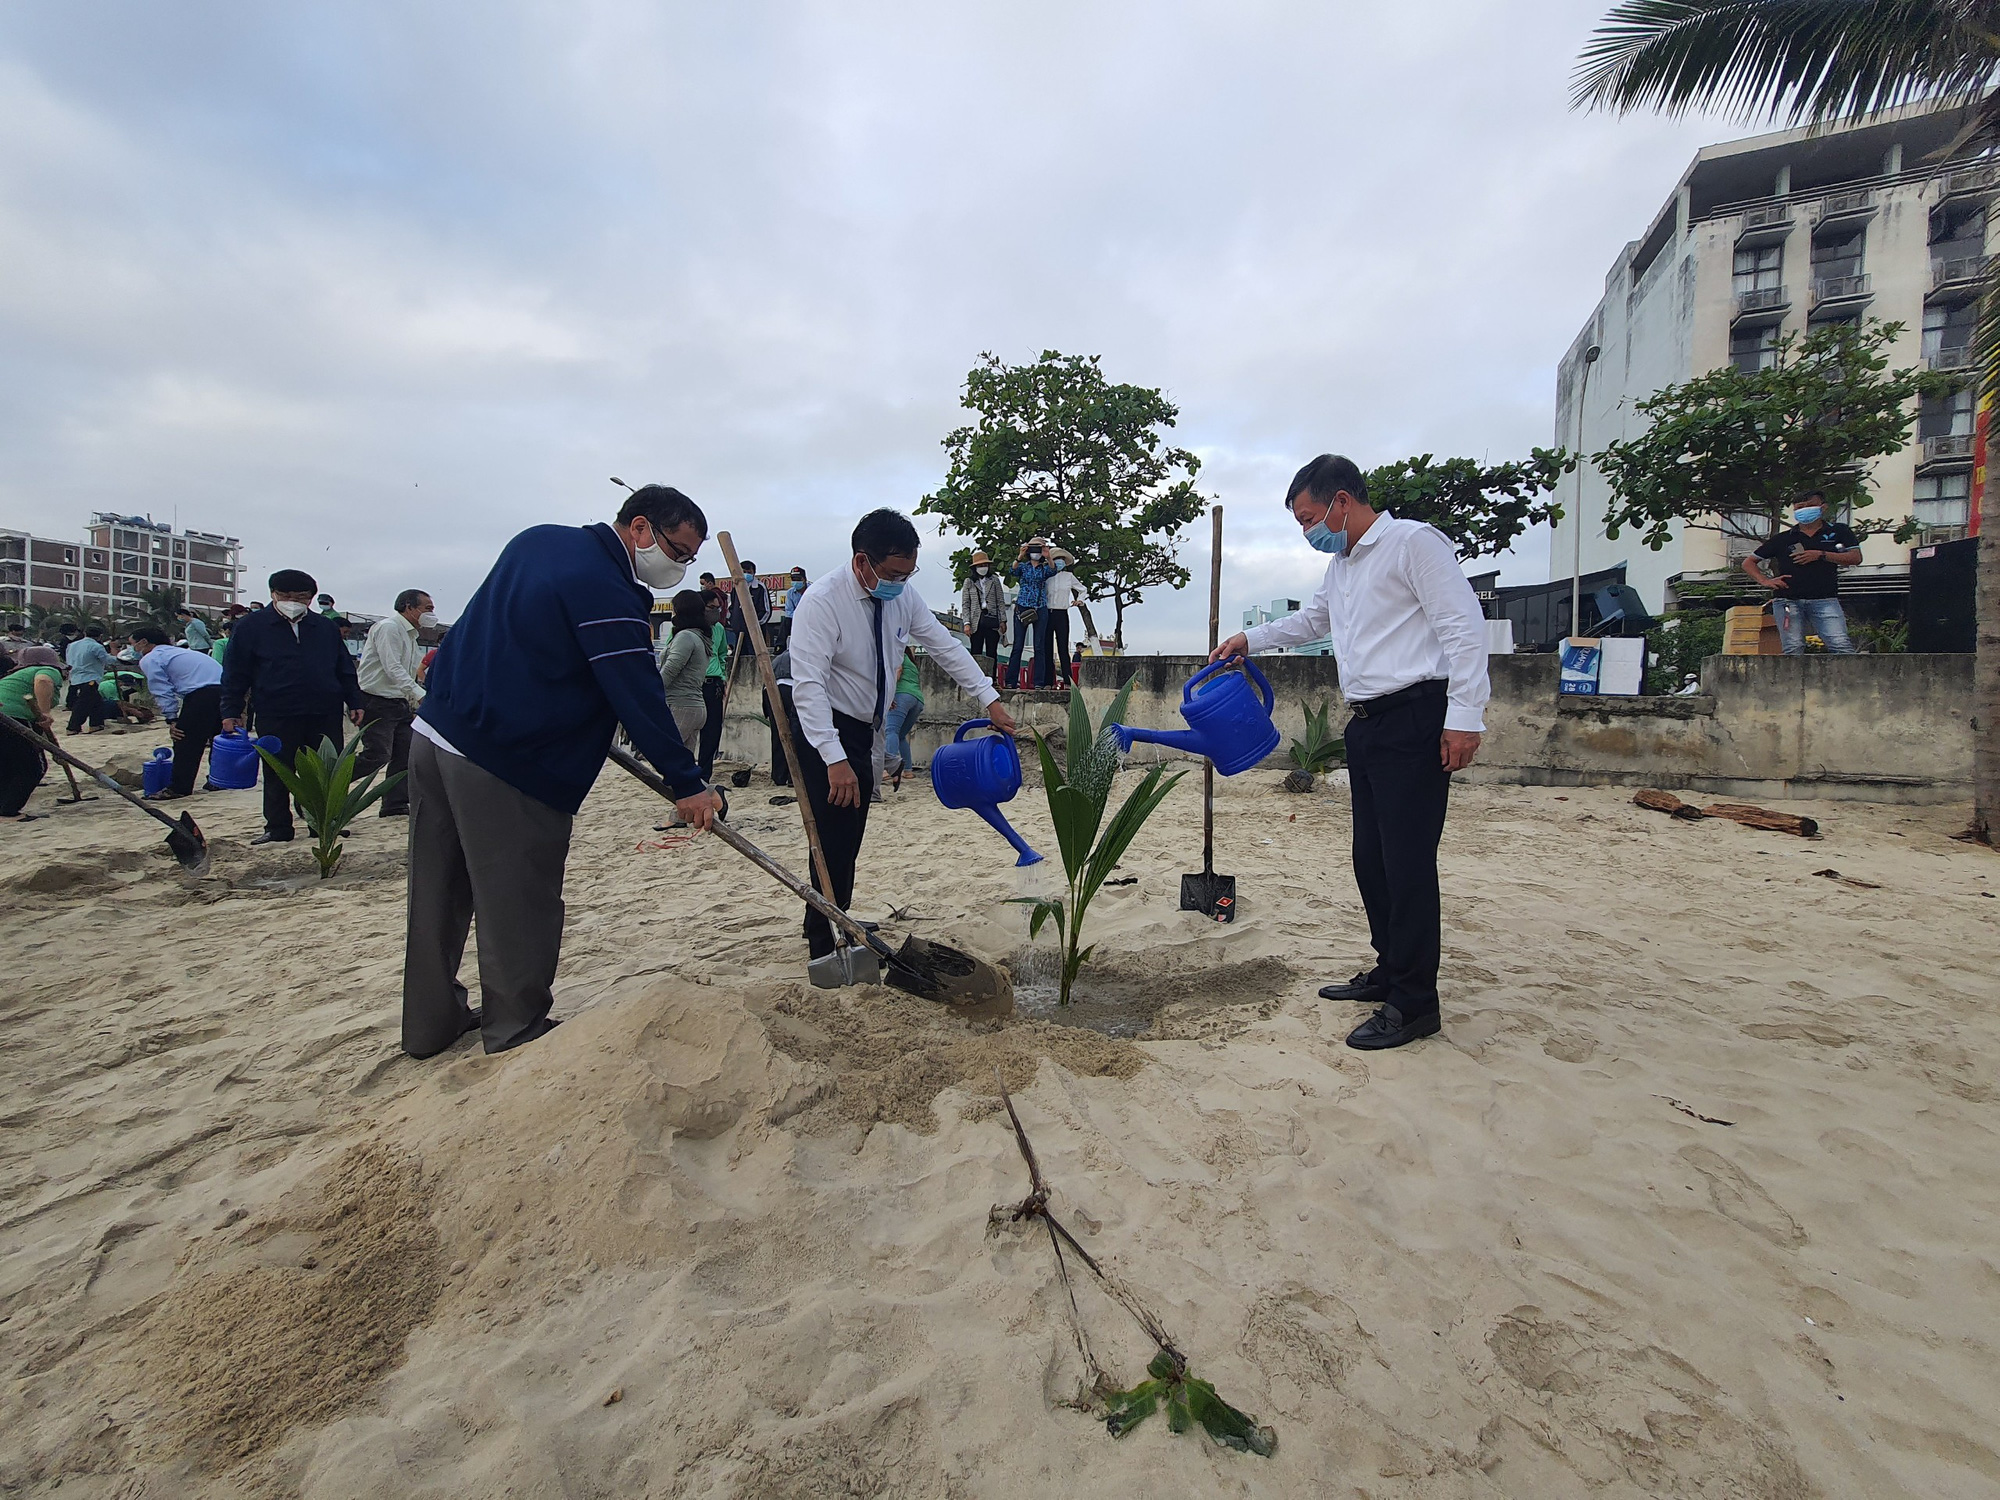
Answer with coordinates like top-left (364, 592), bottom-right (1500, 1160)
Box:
top-left (1816, 188), bottom-right (1876, 221)
top-left (1927, 344), bottom-right (1978, 372)
top-left (1810, 272), bottom-right (1871, 306)
top-left (1921, 433), bottom-right (1976, 465)
top-left (1941, 163), bottom-right (2000, 200)
top-left (1931, 253), bottom-right (1990, 289)
top-left (1733, 285), bottom-right (1788, 318)
top-left (1737, 203), bottom-right (1793, 243)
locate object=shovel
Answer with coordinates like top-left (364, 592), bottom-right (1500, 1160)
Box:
top-left (0, 714), bottom-right (209, 874)
top-left (606, 743), bottom-right (1010, 1007)
top-left (1180, 504), bottom-right (1236, 923)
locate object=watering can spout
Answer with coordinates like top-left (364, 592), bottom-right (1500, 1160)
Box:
top-left (973, 803), bottom-right (1043, 866)
top-left (1113, 724), bottom-right (1215, 758)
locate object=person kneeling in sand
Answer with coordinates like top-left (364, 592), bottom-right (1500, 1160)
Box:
top-left (402, 484), bottom-right (723, 1060)
top-left (1211, 454), bottom-right (1489, 1052)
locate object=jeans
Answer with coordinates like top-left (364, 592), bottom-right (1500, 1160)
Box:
top-left (1772, 597), bottom-right (1856, 655)
top-left (1005, 607), bottom-right (1047, 687)
top-left (884, 691), bottom-right (923, 768)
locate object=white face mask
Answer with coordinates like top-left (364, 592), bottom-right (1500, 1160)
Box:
top-left (974, 565), bottom-right (990, 576)
top-left (274, 600), bottom-right (309, 620)
top-left (417, 611), bottom-right (439, 629)
top-left (632, 538), bottom-right (687, 589)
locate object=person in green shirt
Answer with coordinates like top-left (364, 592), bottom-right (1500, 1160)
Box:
top-left (209, 617), bottom-right (231, 666)
top-left (1, 647), bottom-right (63, 821)
top-left (697, 595), bottom-right (727, 780)
top-left (882, 650), bottom-right (924, 791)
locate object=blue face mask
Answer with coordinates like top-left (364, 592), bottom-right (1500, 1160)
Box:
top-left (1793, 506), bottom-right (1823, 525)
top-left (1305, 518), bottom-right (1348, 555)
top-left (870, 578), bottom-right (906, 601)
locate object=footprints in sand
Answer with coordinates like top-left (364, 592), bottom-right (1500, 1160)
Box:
top-left (1238, 1286), bottom-right (1371, 1419)
top-left (1484, 1305), bottom-right (1813, 1496)
top-left (1679, 1146), bottom-right (1808, 1248)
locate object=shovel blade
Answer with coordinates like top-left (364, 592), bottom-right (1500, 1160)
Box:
top-left (166, 811), bottom-right (210, 876)
top-left (1180, 870), bottom-right (1237, 923)
top-left (888, 935), bottom-right (1013, 1011)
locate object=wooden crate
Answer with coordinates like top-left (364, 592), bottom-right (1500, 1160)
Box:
top-left (1723, 604), bottom-right (1778, 655)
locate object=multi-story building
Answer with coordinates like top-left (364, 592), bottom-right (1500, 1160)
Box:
top-left (1554, 102), bottom-right (1989, 614)
top-left (0, 527), bottom-right (84, 625)
top-left (1242, 597), bottom-right (1332, 655)
top-left (80, 514), bottom-right (242, 618)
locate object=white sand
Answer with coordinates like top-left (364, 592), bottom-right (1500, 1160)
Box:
top-left (2, 741), bottom-right (1998, 1497)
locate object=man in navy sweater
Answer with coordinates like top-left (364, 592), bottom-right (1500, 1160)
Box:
top-left (220, 569), bottom-right (364, 844)
top-left (403, 484), bottom-right (722, 1059)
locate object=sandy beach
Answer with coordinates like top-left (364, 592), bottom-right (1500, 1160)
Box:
top-left (2, 735), bottom-right (1997, 1498)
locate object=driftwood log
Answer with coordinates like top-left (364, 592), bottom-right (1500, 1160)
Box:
top-left (1631, 789), bottom-right (1820, 838)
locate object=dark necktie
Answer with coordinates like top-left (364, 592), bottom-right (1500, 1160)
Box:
top-left (871, 596), bottom-right (887, 726)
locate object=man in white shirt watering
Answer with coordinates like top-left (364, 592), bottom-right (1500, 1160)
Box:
top-left (1211, 454), bottom-right (1489, 1051)
top-left (788, 508), bottom-right (1019, 962)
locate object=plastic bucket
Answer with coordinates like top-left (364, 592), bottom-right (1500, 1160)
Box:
top-left (207, 729), bottom-right (278, 790)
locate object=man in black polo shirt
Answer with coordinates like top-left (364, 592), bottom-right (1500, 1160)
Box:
top-left (1742, 491), bottom-right (1862, 654)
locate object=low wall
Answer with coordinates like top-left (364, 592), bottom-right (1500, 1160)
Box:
top-left (712, 650), bottom-right (1976, 805)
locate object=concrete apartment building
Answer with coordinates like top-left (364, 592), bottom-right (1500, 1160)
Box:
top-left (1553, 102), bottom-right (1989, 617)
top-left (0, 527), bottom-right (85, 622)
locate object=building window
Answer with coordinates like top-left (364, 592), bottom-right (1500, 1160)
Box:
top-left (118, 553), bottom-right (139, 573)
top-left (1929, 202), bottom-right (1985, 254)
top-left (173, 540), bottom-right (186, 557)
top-left (1730, 324), bottom-right (1779, 373)
top-left (120, 578), bottom-right (140, 596)
top-left (1733, 242), bottom-right (1782, 294)
top-left (1920, 386), bottom-right (1976, 439)
top-left (62, 571), bottom-right (76, 587)
top-left (88, 550), bottom-right (104, 566)
top-left (1811, 227), bottom-right (1864, 281)
top-left (1923, 300), bottom-right (1975, 359)
top-left (62, 547), bottom-right (76, 564)
top-left (1913, 471), bottom-right (1971, 528)
top-left (172, 563), bottom-right (185, 580)
top-left (151, 559), bottom-right (165, 577)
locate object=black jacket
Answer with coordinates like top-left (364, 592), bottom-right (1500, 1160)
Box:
top-left (220, 606), bottom-right (362, 721)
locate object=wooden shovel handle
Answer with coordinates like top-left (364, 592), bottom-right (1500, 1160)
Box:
top-left (1204, 505), bottom-right (1221, 866)
top-left (715, 533), bottom-right (837, 905)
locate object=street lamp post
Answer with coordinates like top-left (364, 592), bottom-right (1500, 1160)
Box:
top-left (1569, 343), bottom-right (1602, 640)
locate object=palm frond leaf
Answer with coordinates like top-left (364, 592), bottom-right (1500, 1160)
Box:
top-left (1572, 0), bottom-right (1996, 122)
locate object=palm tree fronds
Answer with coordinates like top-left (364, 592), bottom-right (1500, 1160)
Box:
top-left (1573, 0), bottom-right (1998, 122)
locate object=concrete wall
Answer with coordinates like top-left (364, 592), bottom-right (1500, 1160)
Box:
top-left (713, 652), bottom-right (1976, 804)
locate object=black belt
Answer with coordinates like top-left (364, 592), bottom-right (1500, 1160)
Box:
top-left (1345, 678), bottom-right (1445, 719)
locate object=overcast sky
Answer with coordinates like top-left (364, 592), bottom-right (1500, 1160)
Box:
top-left (0, 1), bottom-right (1743, 650)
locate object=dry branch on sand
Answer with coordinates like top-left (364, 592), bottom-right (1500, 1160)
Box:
top-left (1631, 788), bottom-right (1819, 838)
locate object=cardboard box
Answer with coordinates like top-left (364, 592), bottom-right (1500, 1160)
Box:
top-left (1597, 636), bottom-right (1646, 695)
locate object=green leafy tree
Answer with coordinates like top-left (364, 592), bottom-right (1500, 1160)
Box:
top-left (1364, 449), bottom-right (1576, 559)
top-left (918, 351), bottom-right (1208, 647)
top-left (1572, 0), bottom-right (2000, 841)
top-left (1012, 680), bottom-right (1184, 1006)
top-left (1591, 321), bottom-right (1952, 553)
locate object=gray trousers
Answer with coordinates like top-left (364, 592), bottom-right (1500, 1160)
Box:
top-left (401, 735), bottom-right (573, 1057)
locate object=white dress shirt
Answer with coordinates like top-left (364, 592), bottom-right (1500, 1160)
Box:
top-left (789, 566), bottom-right (999, 765)
top-left (1243, 514), bottom-right (1490, 733)
top-left (357, 613), bottom-right (426, 705)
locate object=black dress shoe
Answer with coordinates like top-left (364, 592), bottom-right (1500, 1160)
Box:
top-left (1319, 971), bottom-right (1386, 1002)
top-left (250, 831), bottom-right (293, 845)
top-left (1345, 1004), bottom-right (1441, 1051)
top-left (379, 806), bottom-right (408, 817)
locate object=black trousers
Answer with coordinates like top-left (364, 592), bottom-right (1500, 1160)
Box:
top-left (353, 692), bottom-right (414, 813)
top-left (697, 676), bottom-right (725, 779)
top-left (0, 723), bottom-right (43, 816)
top-left (1047, 609), bottom-right (1072, 685)
top-left (254, 709), bottom-right (346, 838)
top-left (968, 618), bottom-right (1001, 661)
top-left (1343, 684), bottom-right (1451, 1022)
top-left (168, 685), bottom-right (223, 798)
top-left (66, 682), bottom-right (110, 733)
top-left (792, 707), bottom-right (876, 959)
top-left (764, 682), bottom-right (794, 786)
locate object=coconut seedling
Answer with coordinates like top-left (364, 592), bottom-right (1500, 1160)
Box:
top-left (1283, 698), bottom-right (1345, 793)
top-left (1013, 678), bottom-right (1184, 1006)
top-left (256, 731), bottom-right (404, 879)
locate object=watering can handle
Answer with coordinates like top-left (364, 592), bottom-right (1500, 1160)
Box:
top-left (1183, 658), bottom-right (1276, 716)
top-left (954, 718), bottom-right (993, 742)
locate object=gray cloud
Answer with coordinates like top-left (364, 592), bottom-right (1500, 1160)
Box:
top-left (0, 1), bottom-right (1738, 648)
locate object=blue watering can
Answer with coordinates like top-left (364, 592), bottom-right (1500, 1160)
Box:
top-left (140, 747), bottom-right (175, 797)
top-left (931, 719), bottom-right (1043, 866)
top-left (1112, 659), bottom-right (1282, 776)
top-left (207, 729), bottom-right (281, 790)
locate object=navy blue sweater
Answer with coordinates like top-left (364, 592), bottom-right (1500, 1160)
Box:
top-left (419, 522), bottom-right (706, 813)
top-left (219, 606), bottom-right (361, 721)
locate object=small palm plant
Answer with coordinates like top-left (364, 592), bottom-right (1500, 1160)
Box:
top-left (1283, 699), bottom-right (1345, 792)
top-left (257, 732), bottom-right (404, 879)
top-left (1015, 679), bottom-right (1184, 1006)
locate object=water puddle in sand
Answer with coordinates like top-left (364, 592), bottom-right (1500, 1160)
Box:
top-left (1009, 945), bottom-right (1165, 1038)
